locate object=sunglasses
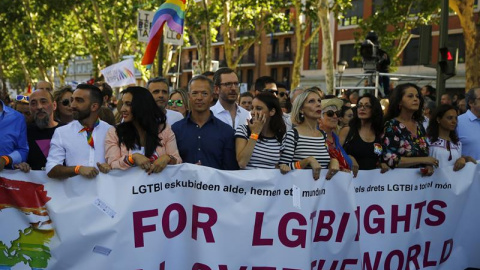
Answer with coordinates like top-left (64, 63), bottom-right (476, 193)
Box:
top-left (324, 110), bottom-right (341, 117)
top-left (168, 99), bottom-right (183, 107)
top-left (16, 95), bottom-right (29, 102)
top-left (261, 89), bottom-right (278, 95)
top-left (61, 99), bottom-right (71, 106)
top-left (278, 92), bottom-right (287, 97)
top-left (357, 104), bottom-right (372, 110)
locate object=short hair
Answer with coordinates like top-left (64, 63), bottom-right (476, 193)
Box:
top-left (35, 81), bottom-right (52, 91)
top-left (147, 77), bottom-right (169, 89)
top-left (465, 87), bottom-right (480, 110)
top-left (32, 88), bottom-right (54, 102)
top-left (188, 75), bottom-right (214, 94)
top-left (202, 71), bottom-right (215, 77)
top-left (290, 89), bottom-right (321, 125)
top-left (276, 82), bottom-right (287, 89)
top-left (424, 98), bottom-right (437, 111)
top-left (254, 76), bottom-right (276, 91)
top-left (94, 81), bottom-right (113, 99)
top-left (76, 83), bottom-right (103, 106)
top-left (289, 86), bottom-right (305, 100)
top-left (213, 67), bottom-right (236, 86)
top-left (239, 91), bottom-right (254, 100)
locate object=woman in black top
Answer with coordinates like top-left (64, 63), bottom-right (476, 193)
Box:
top-left (339, 93), bottom-right (385, 174)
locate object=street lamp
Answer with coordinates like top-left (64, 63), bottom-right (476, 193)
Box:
top-left (337, 60), bottom-right (348, 88)
top-left (170, 74), bottom-right (177, 90)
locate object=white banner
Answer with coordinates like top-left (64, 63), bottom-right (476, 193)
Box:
top-left (137, 10), bottom-right (155, 43)
top-left (100, 58), bottom-right (136, 87)
top-left (164, 25), bottom-right (184, 46)
top-left (1, 163), bottom-right (480, 269)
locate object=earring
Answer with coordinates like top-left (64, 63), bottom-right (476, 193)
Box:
top-left (299, 112), bottom-right (304, 122)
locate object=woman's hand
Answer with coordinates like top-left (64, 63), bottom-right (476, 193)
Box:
top-left (14, 162), bottom-right (31, 173)
top-left (279, 164), bottom-right (291, 174)
top-left (97, 162), bottom-right (111, 174)
top-left (453, 157), bottom-right (466, 171)
top-left (248, 111), bottom-right (266, 134)
top-left (326, 158), bottom-right (339, 180)
top-left (350, 156), bottom-right (359, 178)
top-left (132, 153), bottom-right (152, 172)
top-left (307, 157), bottom-right (321, 180)
top-left (148, 155), bottom-right (171, 174)
top-left (424, 157), bottom-right (439, 167)
top-left (421, 165), bottom-right (434, 177)
top-left (380, 163), bottom-right (390, 174)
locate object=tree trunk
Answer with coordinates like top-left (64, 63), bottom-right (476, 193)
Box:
top-left (451, 0), bottom-right (479, 90)
top-left (223, 0), bottom-right (234, 69)
top-left (318, 0), bottom-right (334, 94)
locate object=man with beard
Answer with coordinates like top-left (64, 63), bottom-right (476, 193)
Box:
top-left (46, 84), bottom-right (111, 179)
top-left (211, 68), bottom-right (251, 130)
top-left (147, 77), bottom-right (184, 126)
top-left (15, 89), bottom-right (62, 171)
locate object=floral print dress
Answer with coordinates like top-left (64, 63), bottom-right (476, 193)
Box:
top-left (382, 118), bottom-right (429, 168)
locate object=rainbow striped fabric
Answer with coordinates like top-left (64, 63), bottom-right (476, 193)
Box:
top-left (141, 0), bottom-right (186, 66)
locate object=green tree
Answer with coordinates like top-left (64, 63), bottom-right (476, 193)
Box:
top-left (355, 0), bottom-right (440, 68)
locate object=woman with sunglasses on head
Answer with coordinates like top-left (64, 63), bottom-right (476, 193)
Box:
top-left (427, 104), bottom-right (476, 171)
top-left (318, 98), bottom-right (353, 175)
top-left (382, 83), bottom-right (438, 176)
top-left (339, 93), bottom-right (385, 174)
top-left (53, 86), bottom-right (74, 125)
top-left (105, 87), bottom-right (181, 174)
top-left (279, 89), bottom-right (339, 180)
top-left (167, 89), bottom-right (189, 117)
top-left (235, 92), bottom-right (286, 169)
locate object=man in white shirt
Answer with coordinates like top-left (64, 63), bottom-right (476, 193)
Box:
top-left (457, 87), bottom-right (480, 160)
top-left (147, 77), bottom-right (184, 126)
top-left (46, 84), bottom-right (111, 179)
top-left (211, 68), bottom-right (251, 130)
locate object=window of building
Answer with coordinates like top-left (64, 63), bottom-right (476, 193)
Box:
top-left (215, 48), bottom-right (220, 60)
top-left (271, 68), bottom-right (278, 81)
top-left (339, 43), bottom-right (362, 68)
top-left (282, 67), bottom-right (290, 86)
top-left (247, 69), bottom-right (254, 89)
top-left (403, 38), bottom-right (419, 66)
top-left (340, 0), bottom-right (364, 27)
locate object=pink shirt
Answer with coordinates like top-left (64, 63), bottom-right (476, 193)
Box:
top-left (104, 125), bottom-right (182, 170)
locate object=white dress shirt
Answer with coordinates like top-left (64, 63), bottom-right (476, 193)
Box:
top-left (166, 109), bottom-right (184, 126)
top-left (211, 100), bottom-right (251, 130)
top-left (46, 120), bottom-right (111, 173)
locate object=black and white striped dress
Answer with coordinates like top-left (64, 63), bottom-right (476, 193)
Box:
top-left (279, 128), bottom-right (331, 169)
top-left (235, 125), bottom-right (282, 169)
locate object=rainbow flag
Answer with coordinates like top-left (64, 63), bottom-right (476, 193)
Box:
top-left (141, 0), bottom-right (186, 66)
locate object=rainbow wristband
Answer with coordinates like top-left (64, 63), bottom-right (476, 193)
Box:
top-left (1, 156), bottom-right (10, 166)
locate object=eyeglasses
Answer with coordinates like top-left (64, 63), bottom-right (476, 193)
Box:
top-left (168, 99), bottom-right (183, 107)
top-left (357, 104), bottom-right (372, 110)
top-left (261, 89), bottom-right (278, 95)
top-left (324, 110), bottom-right (341, 117)
top-left (61, 99), bottom-right (71, 106)
top-left (218, 82), bottom-right (240, 88)
top-left (16, 95), bottom-right (29, 103)
top-left (278, 92), bottom-right (287, 97)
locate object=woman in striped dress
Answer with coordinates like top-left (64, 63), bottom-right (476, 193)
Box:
top-left (279, 89), bottom-right (339, 180)
top-left (235, 92), bottom-right (286, 169)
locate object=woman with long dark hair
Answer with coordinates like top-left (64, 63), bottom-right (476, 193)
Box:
top-left (235, 92), bottom-right (286, 169)
top-left (427, 104), bottom-right (476, 170)
top-left (105, 87), bottom-right (181, 174)
top-left (382, 83), bottom-right (438, 176)
top-left (339, 93), bottom-right (384, 173)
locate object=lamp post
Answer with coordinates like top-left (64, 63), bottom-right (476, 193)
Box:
top-left (337, 60), bottom-right (348, 88)
top-left (170, 74), bottom-right (177, 90)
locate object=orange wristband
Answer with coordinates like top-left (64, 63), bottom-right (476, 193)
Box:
top-left (250, 133), bottom-right (259, 141)
top-left (1, 156), bottom-right (10, 166)
top-left (74, 165), bottom-right (81, 174)
top-left (128, 154), bottom-right (135, 164)
top-left (295, 161), bottom-right (301, 169)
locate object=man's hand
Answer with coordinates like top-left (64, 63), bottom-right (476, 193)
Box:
top-left (97, 162), bottom-right (111, 174)
top-left (14, 162), bottom-right (31, 173)
top-left (78, 166), bottom-right (99, 178)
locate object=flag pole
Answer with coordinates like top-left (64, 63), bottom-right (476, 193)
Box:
top-left (176, 46), bottom-right (182, 89)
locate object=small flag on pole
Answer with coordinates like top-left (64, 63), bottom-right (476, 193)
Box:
top-left (141, 0), bottom-right (186, 67)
